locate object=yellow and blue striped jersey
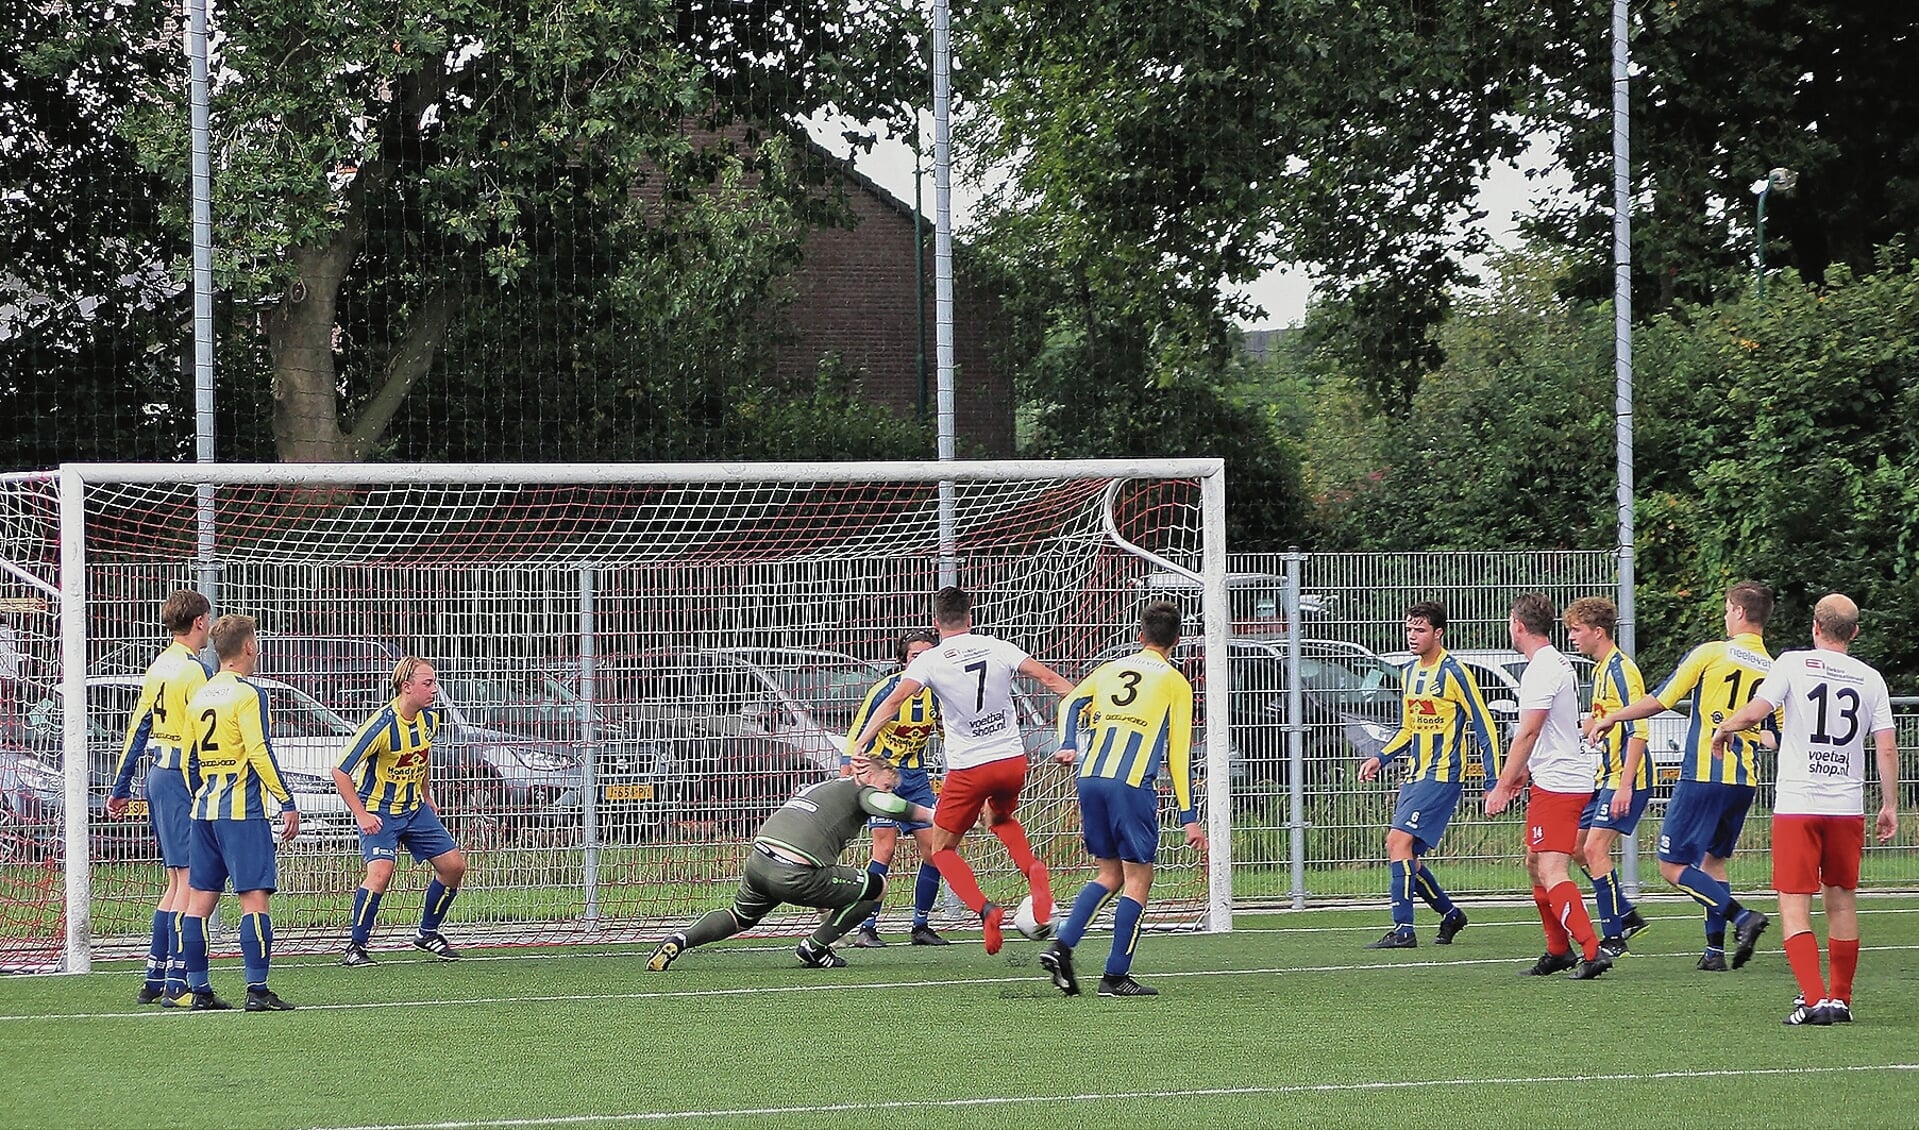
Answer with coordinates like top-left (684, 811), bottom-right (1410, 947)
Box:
top-left (1655, 632), bottom-right (1775, 786)
top-left (1589, 645), bottom-right (1650, 790)
top-left (1059, 649), bottom-right (1198, 825)
top-left (186, 672), bottom-right (295, 820)
top-left (844, 674), bottom-right (939, 771)
top-left (338, 701), bottom-right (443, 816)
top-left (1378, 651), bottom-right (1502, 782)
top-left (111, 641), bottom-right (210, 798)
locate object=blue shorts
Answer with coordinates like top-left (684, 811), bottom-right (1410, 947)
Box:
top-left (869, 769), bottom-right (936, 833)
top-left (1580, 785), bottom-right (1651, 835)
top-left (360, 805), bottom-right (460, 864)
top-left (1391, 778), bottom-right (1464, 855)
top-left (1657, 780), bottom-right (1756, 864)
top-left (1076, 775), bottom-right (1161, 864)
top-left (188, 818), bottom-right (278, 894)
top-left (145, 770), bottom-right (194, 869)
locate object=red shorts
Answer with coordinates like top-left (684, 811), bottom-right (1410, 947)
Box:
top-left (933, 756), bottom-right (1028, 835)
top-left (1772, 814), bottom-right (1866, 894)
top-left (1526, 787), bottom-right (1593, 855)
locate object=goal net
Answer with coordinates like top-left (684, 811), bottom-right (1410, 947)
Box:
top-left (1, 460), bottom-right (1228, 972)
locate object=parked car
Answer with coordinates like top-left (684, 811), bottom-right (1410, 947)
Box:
top-left (249, 636), bottom-right (593, 844)
top-left (1381, 648), bottom-right (1690, 787)
top-left (6, 674), bottom-right (356, 853)
top-left (1135, 570), bottom-right (1334, 643)
top-left (1090, 636), bottom-right (1404, 795)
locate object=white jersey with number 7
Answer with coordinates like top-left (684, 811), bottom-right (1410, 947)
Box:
top-left (903, 632), bottom-right (1031, 771)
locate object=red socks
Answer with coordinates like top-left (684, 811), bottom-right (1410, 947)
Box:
top-left (1533, 886), bottom-right (1570, 953)
top-left (1548, 881), bottom-right (1600, 961)
top-left (929, 848), bottom-right (986, 914)
top-left (990, 819), bottom-right (1052, 922)
top-left (1784, 930), bottom-right (1827, 1005)
top-left (1829, 935), bottom-right (1859, 1004)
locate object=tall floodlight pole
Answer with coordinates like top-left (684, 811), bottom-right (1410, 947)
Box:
top-left (189, 0), bottom-right (218, 607)
top-left (932, 0), bottom-right (957, 587)
top-left (1611, 0), bottom-right (1639, 894)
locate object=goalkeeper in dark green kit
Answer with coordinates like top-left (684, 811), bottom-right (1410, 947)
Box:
top-left (646, 759), bottom-right (934, 970)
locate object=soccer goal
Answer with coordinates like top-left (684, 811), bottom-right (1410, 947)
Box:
top-left (0, 460), bottom-right (1229, 972)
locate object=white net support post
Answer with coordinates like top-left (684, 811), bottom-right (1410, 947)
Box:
top-left (24, 459), bottom-right (1227, 970)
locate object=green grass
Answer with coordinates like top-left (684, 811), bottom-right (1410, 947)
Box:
top-left (6, 896), bottom-right (1919, 1129)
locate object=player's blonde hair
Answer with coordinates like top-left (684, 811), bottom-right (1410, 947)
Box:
top-left (1563, 596), bottom-right (1617, 636)
top-left (208, 614), bottom-right (256, 661)
top-left (391, 655), bottom-right (434, 696)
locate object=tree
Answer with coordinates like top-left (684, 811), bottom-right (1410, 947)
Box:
top-left (960, 0), bottom-right (1550, 414)
top-left (119, 0), bottom-right (928, 461)
top-left (0, 0), bottom-right (187, 467)
top-left (1528, 2), bottom-right (1919, 310)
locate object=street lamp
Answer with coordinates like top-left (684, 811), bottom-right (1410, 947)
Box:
top-left (1752, 166), bottom-right (1798, 297)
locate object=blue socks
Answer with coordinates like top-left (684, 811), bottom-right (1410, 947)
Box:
top-left (1414, 864), bottom-right (1455, 916)
top-left (144, 909), bottom-right (170, 993)
top-left (181, 914), bottom-right (211, 993)
top-left (351, 887), bottom-right (385, 945)
top-left (911, 862), bottom-right (941, 927)
top-left (1105, 896), bottom-right (1145, 978)
top-left (861, 860), bottom-right (890, 930)
top-left (1057, 880), bottom-right (1115, 949)
top-left (165, 911), bottom-right (187, 997)
top-left (1590, 870), bottom-right (1629, 937)
top-left (1389, 859), bottom-right (1416, 931)
top-left (239, 912), bottom-right (273, 990)
top-left (420, 878), bottom-right (458, 935)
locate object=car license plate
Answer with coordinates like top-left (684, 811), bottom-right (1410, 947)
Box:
top-left (126, 800), bottom-right (149, 818)
top-left (601, 784), bottom-right (654, 801)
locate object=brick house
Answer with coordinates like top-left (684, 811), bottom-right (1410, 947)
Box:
top-left (774, 151), bottom-right (1015, 458)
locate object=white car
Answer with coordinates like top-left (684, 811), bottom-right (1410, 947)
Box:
top-left (1380, 648), bottom-right (1690, 784)
top-left (21, 674), bottom-right (361, 839)
top-left (617, 647), bottom-right (1060, 772)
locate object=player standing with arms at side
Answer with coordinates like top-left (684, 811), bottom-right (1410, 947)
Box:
top-left (841, 629), bottom-right (950, 948)
top-left (1040, 599), bottom-right (1204, 998)
top-left (645, 759), bottom-right (935, 970)
top-left (1589, 581), bottom-right (1776, 971)
top-left (1563, 597), bottom-right (1652, 958)
top-left (179, 614), bottom-right (300, 1012)
top-left (1487, 594), bottom-right (1609, 979)
top-left (1710, 594), bottom-right (1899, 1026)
top-left (1357, 601), bottom-right (1501, 949)
top-left (332, 656), bottom-right (469, 966)
top-left (106, 590), bottom-right (211, 1006)
top-left (851, 586), bottom-right (1076, 954)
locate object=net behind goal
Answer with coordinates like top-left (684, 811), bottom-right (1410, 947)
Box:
top-left (1, 460), bottom-right (1228, 972)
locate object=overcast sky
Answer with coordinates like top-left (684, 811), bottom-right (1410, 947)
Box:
top-left (809, 116), bottom-right (1565, 330)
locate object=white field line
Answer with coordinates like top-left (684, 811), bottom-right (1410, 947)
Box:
top-left (315, 1064), bottom-right (1919, 1130)
top-left (5, 943), bottom-right (1916, 1023)
top-left (43, 901), bottom-right (1919, 977)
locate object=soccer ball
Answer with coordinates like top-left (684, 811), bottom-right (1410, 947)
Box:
top-left (1013, 894), bottom-right (1052, 941)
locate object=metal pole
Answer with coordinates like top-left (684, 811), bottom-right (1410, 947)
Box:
top-left (1755, 187), bottom-right (1770, 299)
top-left (932, 0), bottom-right (957, 586)
top-left (580, 569), bottom-right (600, 924)
top-left (914, 141), bottom-right (929, 424)
top-left (1285, 549), bottom-right (1306, 910)
top-left (1611, 0), bottom-right (1640, 898)
top-left (188, 0), bottom-right (217, 609)
top-left (59, 469), bottom-right (91, 973)
top-left (1200, 469), bottom-right (1232, 931)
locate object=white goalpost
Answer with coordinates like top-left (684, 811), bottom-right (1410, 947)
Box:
top-left (1, 460), bottom-right (1229, 973)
